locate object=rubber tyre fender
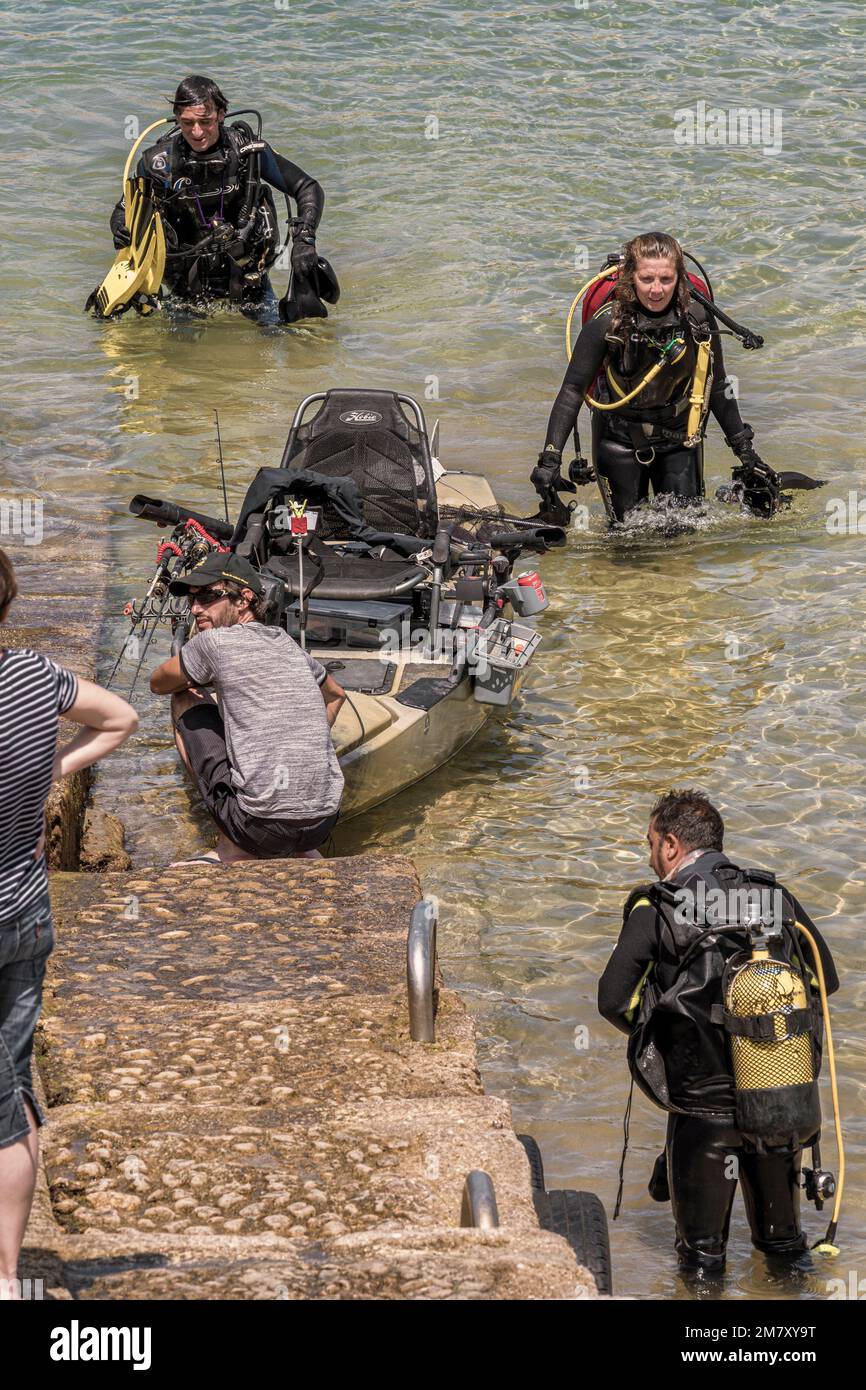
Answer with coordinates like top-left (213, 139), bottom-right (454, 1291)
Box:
top-left (516, 1133), bottom-right (546, 1192)
top-left (534, 1189), bottom-right (612, 1296)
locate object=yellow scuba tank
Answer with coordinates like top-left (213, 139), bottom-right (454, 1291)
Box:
top-left (723, 945), bottom-right (821, 1143)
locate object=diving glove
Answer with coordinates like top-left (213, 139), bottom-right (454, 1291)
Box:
top-left (291, 226), bottom-right (318, 276)
top-left (567, 455), bottom-right (597, 486)
top-left (730, 458), bottom-right (782, 518)
top-left (722, 423), bottom-right (781, 517)
top-left (531, 450), bottom-right (576, 497)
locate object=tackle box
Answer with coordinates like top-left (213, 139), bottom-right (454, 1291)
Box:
top-left (471, 618), bottom-right (542, 705)
top-left (285, 598), bottom-right (412, 649)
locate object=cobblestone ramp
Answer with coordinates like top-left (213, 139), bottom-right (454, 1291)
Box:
top-left (25, 855), bottom-right (595, 1300)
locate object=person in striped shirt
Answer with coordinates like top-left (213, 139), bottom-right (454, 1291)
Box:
top-left (0, 550), bottom-right (138, 1299)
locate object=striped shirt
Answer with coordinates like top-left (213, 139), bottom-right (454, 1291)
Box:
top-left (0, 649), bottom-right (78, 926)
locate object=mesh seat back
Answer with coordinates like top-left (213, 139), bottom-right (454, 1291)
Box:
top-left (280, 390), bottom-right (437, 538)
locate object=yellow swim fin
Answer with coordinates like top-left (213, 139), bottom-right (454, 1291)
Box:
top-left (85, 117), bottom-right (170, 319)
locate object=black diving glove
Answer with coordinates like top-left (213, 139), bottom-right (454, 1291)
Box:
top-left (722, 424), bottom-right (781, 517)
top-left (731, 457), bottom-right (782, 518)
top-left (567, 455), bottom-right (597, 486)
top-left (531, 451), bottom-right (576, 497)
top-left (291, 227), bottom-right (319, 276)
top-left (113, 225), bottom-right (132, 250)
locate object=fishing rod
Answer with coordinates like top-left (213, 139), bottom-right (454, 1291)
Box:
top-left (107, 513), bottom-right (228, 697)
top-left (214, 409), bottom-right (230, 523)
top-left (106, 539), bottom-right (187, 690)
top-left (109, 416), bottom-right (236, 695)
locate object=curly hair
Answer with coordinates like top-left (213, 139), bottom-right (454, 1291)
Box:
top-left (609, 232), bottom-right (691, 335)
top-left (650, 788), bottom-right (724, 852)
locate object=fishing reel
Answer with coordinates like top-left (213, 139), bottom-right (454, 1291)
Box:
top-left (185, 536), bottom-right (216, 568)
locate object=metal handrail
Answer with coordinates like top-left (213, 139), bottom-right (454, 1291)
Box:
top-left (461, 1171), bottom-right (500, 1230)
top-left (407, 897), bottom-right (438, 1042)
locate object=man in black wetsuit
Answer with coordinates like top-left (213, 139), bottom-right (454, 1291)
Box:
top-left (110, 75), bottom-right (324, 309)
top-left (532, 233), bottom-right (779, 523)
top-left (598, 789), bottom-right (839, 1275)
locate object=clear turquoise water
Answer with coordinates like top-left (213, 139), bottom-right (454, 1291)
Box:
top-left (1, 0), bottom-right (864, 1301)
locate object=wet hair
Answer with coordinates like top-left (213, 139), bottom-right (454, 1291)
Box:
top-left (222, 577), bottom-right (267, 621)
top-left (649, 789), bottom-right (724, 852)
top-left (172, 75), bottom-right (228, 118)
top-left (0, 548), bottom-right (17, 619)
top-left (610, 231), bottom-right (691, 334)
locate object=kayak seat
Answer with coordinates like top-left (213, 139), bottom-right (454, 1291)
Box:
top-left (235, 390), bottom-right (440, 603)
top-left (280, 389), bottom-right (439, 540)
top-left (263, 550), bottom-right (427, 603)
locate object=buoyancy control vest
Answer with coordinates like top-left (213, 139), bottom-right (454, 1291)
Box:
top-left (591, 299), bottom-right (714, 449)
top-left (142, 123), bottom-right (279, 296)
top-left (625, 851), bottom-right (823, 1146)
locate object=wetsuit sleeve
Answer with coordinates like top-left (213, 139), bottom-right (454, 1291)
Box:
top-left (109, 197), bottom-right (127, 241)
top-left (787, 894), bottom-right (840, 996)
top-left (260, 146), bottom-right (324, 231)
top-left (109, 158), bottom-right (150, 242)
top-left (707, 334), bottom-right (748, 441)
top-left (543, 315), bottom-right (609, 454)
top-left (597, 903), bottom-right (659, 1034)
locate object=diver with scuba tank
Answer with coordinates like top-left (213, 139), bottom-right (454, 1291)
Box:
top-left (598, 789), bottom-right (842, 1275)
top-left (532, 232), bottom-right (786, 524)
top-left (88, 75), bottom-right (338, 321)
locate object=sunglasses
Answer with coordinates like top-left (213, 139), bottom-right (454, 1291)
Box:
top-left (189, 587), bottom-right (231, 608)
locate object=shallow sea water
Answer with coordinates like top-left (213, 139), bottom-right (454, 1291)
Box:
top-left (1, 0), bottom-right (864, 1299)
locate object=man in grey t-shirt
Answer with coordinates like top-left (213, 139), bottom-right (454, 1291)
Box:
top-left (151, 552), bottom-right (345, 863)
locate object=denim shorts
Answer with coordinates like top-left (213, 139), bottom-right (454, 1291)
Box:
top-left (0, 892), bottom-right (53, 1147)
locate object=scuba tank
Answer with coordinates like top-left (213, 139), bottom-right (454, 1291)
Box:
top-left (719, 900), bottom-right (845, 1251)
top-left (722, 937), bottom-right (821, 1145)
top-left (566, 247), bottom-right (764, 356)
top-left (618, 859), bottom-right (844, 1249)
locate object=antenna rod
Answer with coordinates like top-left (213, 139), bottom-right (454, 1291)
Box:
top-left (214, 410), bottom-right (230, 523)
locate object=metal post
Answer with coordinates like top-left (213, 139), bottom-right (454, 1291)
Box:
top-left (407, 897), bottom-right (438, 1042)
top-left (297, 537), bottom-right (306, 650)
top-left (461, 1171), bottom-right (500, 1229)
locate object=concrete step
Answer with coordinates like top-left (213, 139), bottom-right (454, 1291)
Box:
top-left (38, 991), bottom-right (481, 1111)
top-left (43, 1096), bottom-right (540, 1242)
top-left (24, 1225), bottom-right (593, 1301)
top-left (31, 853), bottom-right (601, 1299)
top-left (47, 855), bottom-right (422, 1008)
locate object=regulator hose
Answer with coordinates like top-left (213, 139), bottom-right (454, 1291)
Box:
top-left (795, 919), bottom-right (844, 1252)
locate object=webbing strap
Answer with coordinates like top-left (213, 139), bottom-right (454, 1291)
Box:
top-left (712, 1005), bottom-right (812, 1040)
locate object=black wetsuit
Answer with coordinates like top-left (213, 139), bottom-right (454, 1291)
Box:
top-left (598, 851), bottom-right (839, 1272)
top-left (545, 299), bottom-right (748, 521)
top-left (110, 125), bottom-right (323, 302)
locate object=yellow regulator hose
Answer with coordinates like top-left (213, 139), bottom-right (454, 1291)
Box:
top-left (796, 919), bottom-right (844, 1253)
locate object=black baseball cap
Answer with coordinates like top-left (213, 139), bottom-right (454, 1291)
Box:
top-left (169, 551), bottom-right (264, 596)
